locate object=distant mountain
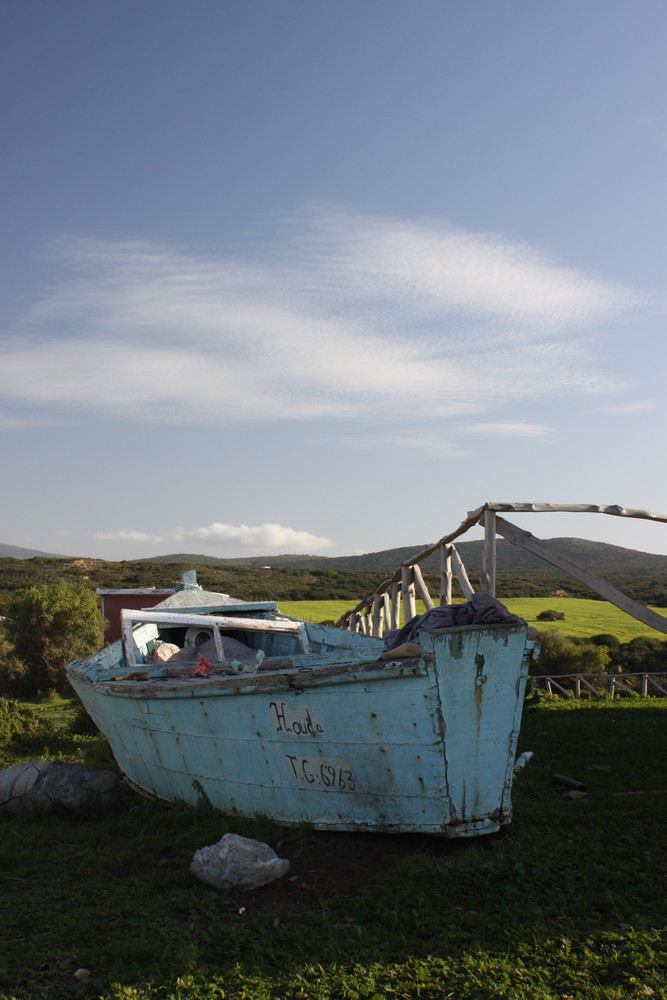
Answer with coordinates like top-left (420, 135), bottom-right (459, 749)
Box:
top-left (0, 542), bottom-right (68, 559)
top-left (3, 536), bottom-right (667, 607)
top-left (3, 535), bottom-right (667, 581)
top-left (139, 537), bottom-right (667, 577)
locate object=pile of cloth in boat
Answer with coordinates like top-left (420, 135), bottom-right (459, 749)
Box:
top-left (150, 635), bottom-right (255, 664)
top-left (383, 593), bottom-right (524, 652)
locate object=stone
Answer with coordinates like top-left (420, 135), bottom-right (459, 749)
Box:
top-left (0, 761), bottom-right (119, 816)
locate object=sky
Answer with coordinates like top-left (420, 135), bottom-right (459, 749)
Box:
top-left (1, 0), bottom-right (666, 563)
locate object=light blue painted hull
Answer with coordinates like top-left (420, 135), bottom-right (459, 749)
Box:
top-left (68, 611), bottom-right (536, 837)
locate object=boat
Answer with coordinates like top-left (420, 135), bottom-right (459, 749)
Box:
top-left (71, 501), bottom-right (667, 837)
top-left (67, 574), bottom-right (537, 838)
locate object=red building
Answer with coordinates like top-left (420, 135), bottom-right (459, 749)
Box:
top-left (97, 588), bottom-right (175, 644)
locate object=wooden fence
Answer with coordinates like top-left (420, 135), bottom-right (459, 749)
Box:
top-left (531, 672), bottom-right (667, 699)
top-left (336, 501), bottom-right (667, 641)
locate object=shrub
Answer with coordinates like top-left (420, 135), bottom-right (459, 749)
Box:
top-left (536, 609), bottom-right (566, 621)
top-left (533, 630), bottom-right (610, 676)
top-left (590, 633), bottom-right (621, 652)
top-left (3, 582), bottom-right (106, 694)
top-left (0, 654), bottom-right (34, 698)
top-left (617, 636), bottom-right (667, 673)
top-left (0, 697), bottom-right (59, 750)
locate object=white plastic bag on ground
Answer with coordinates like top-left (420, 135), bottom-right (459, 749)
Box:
top-left (190, 832), bottom-right (290, 890)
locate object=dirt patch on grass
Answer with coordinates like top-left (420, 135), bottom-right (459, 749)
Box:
top-left (220, 830), bottom-right (453, 916)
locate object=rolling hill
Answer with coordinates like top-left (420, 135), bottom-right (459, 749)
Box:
top-left (0, 542), bottom-right (69, 559)
top-left (2, 537), bottom-right (667, 608)
top-left (139, 537), bottom-right (667, 577)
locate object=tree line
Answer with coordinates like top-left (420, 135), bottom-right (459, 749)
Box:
top-left (2, 554), bottom-right (667, 609)
top-left (529, 630), bottom-right (667, 679)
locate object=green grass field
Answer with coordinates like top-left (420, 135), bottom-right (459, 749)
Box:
top-left (1, 699), bottom-right (666, 999)
top-left (279, 597), bottom-right (667, 642)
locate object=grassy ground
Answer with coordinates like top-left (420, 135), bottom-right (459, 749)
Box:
top-left (1, 698), bottom-right (666, 1000)
top-left (279, 597), bottom-right (667, 642)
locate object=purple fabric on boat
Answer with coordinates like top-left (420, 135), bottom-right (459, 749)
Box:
top-left (383, 594), bottom-right (524, 650)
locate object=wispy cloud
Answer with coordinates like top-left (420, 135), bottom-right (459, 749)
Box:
top-left (467, 422), bottom-right (552, 437)
top-left (95, 521), bottom-right (333, 553)
top-left (96, 529), bottom-right (157, 544)
top-left (342, 429), bottom-right (471, 459)
top-left (0, 415), bottom-right (35, 430)
top-left (593, 401), bottom-right (656, 414)
top-left (0, 207), bottom-right (641, 429)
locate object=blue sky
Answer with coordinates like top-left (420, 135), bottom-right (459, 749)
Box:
top-left (2, 0), bottom-right (666, 561)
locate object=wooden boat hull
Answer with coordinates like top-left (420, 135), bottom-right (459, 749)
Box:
top-left (68, 617), bottom-right (536, 837)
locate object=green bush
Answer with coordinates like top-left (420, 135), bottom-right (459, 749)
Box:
top-left (0, 697), bottom-right (59, 750)
top-left (0, 647), bottom-right (32, 698)
top-left (536, 609), bottom-right (566, 621)
top-left (3, 582), bottom-right (106, 694)
top-left (533, 630), bottom-right (610, 675)
top-left (590, 632), bottom-right (621, 651)
top-left (617, 636), bottom-right (667, 673)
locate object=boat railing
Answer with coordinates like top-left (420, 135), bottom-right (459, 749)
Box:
top-left (335, 502), bottom-right (667, 640)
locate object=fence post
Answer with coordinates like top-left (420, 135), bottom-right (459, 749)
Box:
top-left (412, 562), bottom-right (435, 610)
top-left (390, 582), bottom-right (401, 630)
top-left (401, 565), bottom-right (417, 623)
top-left (372, 594), bottom-right (384, 638)
top-left (481, 508), bottom-right (497, 596)
top-left (440, 543), bottom-right (453, 605)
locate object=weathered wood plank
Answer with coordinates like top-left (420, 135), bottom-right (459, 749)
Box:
top-left (401, 506), bottom-right (487, 566)
top-left (390, 581), bottom-right (401, 629)
top-left (440, 543), bottom-right (453, 605)
top-left (412, 562), bottom-right (435, 610)
top-left (485, 501), bottom-right (667, 524)
top-left (579, 676), bottom-right (602, 697)
top-left (546, 677), bottom-right (570, 696)
top-left (481, 508), bottom-right (497, 596)
top-left (401, 565), bottom-right (417, 622)
top-left (450, 545), bottom-right (474, 599)
top-left (647, 675), bottom-right (667, 695)
top-left (297, 622), bottom-right (312, 654)
top-left (122, 609), bottom-right (301, 633)
top-left (612, 678), bottom-right (638, 697)
top-left (494, 515), bottom-right (667, 636)
top-left (372, 593), bottom-right (384, 638)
